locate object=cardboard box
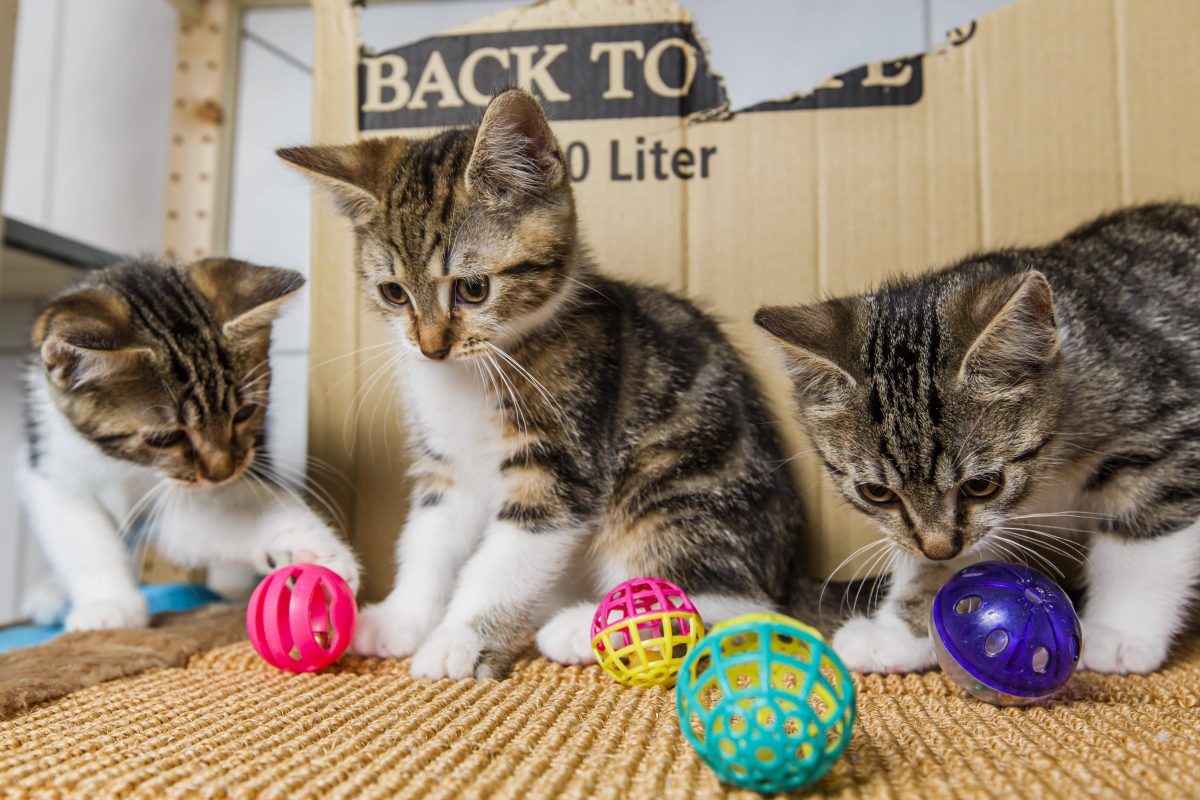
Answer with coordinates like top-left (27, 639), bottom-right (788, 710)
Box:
top-left (307, 0), bottom-right (1200, 601)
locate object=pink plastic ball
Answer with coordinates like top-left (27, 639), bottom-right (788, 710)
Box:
top-left (246, 564), bottom-right (357, 672)
top-left (591, 577), bottom-right (701, 639)
top-left (591, 577), bottom-right (704, 686)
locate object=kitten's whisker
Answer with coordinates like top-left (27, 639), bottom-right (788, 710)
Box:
top-left (488, 352), bottom-right (531, 439)
top-left (988, 534), bottom-right (1064, 577)
top-left (870, 549), bottom-right (899, 616)
top-left (999, 524), bottom-right (1091, 549)
top-left (328, 346), bottom-right (396, 397)
top-left (257, 459), bottom-right (350, 533)
top-left (997, 528), bottom-right (1089, 564)
top-left (851, 543), bottom-right (895, 614)
top-left (117, 480), bottom-right (170, 542)
top-left (343, 353), bottom-right (402, 455)
top-left (1009, 510), bottom-right (1114, 521)
top-left (310, 341), bottom-right (394, 371)
top-left (484, 342), bottom-right (569, 429)
top-left (763, 448), bottom-right (819, 476)
top-left (252, 464), bottom-right (349, 534)
top-left (820, 538), bottom-right (889, 619)
top-left (561, 273), bottom-right (617, 305)
top-left (998, 526), bottom-right (1090, 557)
top-left (1005, 521), bottom-right (1096, 536)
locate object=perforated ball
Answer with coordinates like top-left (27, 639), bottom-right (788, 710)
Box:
top-left (591, 577), bottom-right (704, 687)
top-left (676, 613), bottom-right (856, 793)
top-left (246, 564), bottom-right (357, 673)
top-left (930, 561), bottom-right (1081, 705)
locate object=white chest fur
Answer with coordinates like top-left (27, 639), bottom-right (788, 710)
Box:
top-left (396, 356), bottom-right (507, 513)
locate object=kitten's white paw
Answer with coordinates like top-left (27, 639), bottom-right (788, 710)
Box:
top-left (64, 593), bottom-right (149, 632)
top-left (21, 576), bottom-right (69, 626)
top-left (351, 604), bottom-right (432, 659)
top-left (263, 521), bottom-right (360, 593)
top-left (410, 622), bottom-right (483, 680)
top-left (536, 606), bottom-right (596, 665)
top-left (833, 616), bottom-right (935, 674)
top-left (1079, 622), bottom-right (1168, 674)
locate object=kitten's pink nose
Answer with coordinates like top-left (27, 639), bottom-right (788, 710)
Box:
top-left (421, 345), bottom-right (450, 361)
top-left (919, 537), bottom-right (962, 561)
top-left (198, 451), bottom-right (237, 483)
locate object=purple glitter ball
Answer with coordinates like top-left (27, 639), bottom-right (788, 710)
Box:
top-left (930, 561), bottom-right (1081, 705)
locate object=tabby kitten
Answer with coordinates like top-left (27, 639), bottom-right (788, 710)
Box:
top-left (19, 258), bottom-right (359, 631)
top-left (757, 203), bottom-right (1200, 674)
top-left (279, 88), bottom-right (806, 679)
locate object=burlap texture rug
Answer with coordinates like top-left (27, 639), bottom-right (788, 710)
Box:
top-left (1, 609), bottom-right (1198, 799)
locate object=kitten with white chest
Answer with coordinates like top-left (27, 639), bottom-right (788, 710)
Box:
top-left (280, 88), bottom-right (808, 679)
top-left (19, 257), bottom-right (359, 631)
top-left (757, 203), bottom-right (1200, 675)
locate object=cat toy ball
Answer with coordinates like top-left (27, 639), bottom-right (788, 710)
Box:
top-left (930, 561), bottom-right (1081, 705)
top-left (246, 564), bottom-right (357, 673)
top-left (591, 577), bottom-right (704, 687)
top-left (676, 614), bottom-right (856, 793)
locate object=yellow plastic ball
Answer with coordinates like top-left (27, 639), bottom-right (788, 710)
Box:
top-left (590, 577), bottom-right (705, 688)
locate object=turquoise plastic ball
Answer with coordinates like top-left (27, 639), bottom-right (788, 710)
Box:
top-left (675, 613), bottom-right (856, 793)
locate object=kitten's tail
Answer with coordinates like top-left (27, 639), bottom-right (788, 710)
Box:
top-left (20, 573), bottom-right (69, 626)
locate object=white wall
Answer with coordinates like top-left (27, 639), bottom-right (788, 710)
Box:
top-left (0, 0), bottom-right (1015, 624)
top-left (3, 0), bottom-right (176, 254)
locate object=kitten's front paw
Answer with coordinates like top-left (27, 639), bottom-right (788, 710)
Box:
top-left (21, 577), bottom-right (69, 626)
top-left (65, 593), bottom-right (149, 632)
top-left (833, 616), bottom-right (935, 674)
top-left (536, 606), bottom-right (596, 665)
top-left (410, 623), bottom-right (484, 680)
top-left (264, 523), bottom-right (360, 593)
top-left (1079, 622), bottom-right (1168, 674)
top-left (352, 604), bottom-right (432, 659)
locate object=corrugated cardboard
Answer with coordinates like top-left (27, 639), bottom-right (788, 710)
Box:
top-left (310, 0), bottom-right (1200, 601)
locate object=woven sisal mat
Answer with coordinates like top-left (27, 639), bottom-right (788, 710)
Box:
top-left (2, 630), bottom-right (1199, 798)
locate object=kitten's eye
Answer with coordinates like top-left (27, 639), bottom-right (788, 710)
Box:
top-left (378, 282), bottom-right (409, 306)
top-left (857, 483), bottom-right (898, 505)
top-left (961, 474), bottom-right (1004, 499)
top-left (454, 276), bottom-right (489, 304)
top-left (233, 405), bottom-right (256, 424)
top-left (144, 430), bottom-right (187, 449)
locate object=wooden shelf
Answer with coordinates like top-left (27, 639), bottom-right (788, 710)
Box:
top-left (0, 217), bottom-right (119, 300)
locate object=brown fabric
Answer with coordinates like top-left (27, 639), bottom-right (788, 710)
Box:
top-left (0, 604), bottom-right (244, 717)
top-left (3, 633), bottom-right (1200, 799)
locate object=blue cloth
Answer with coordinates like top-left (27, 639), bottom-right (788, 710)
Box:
top-left (0, 583), bottom-right (225, 654)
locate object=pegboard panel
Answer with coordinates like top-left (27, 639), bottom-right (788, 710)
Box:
top-left (162, 0), bottom-right (240, 262)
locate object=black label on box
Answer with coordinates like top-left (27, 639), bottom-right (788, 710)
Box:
top-left (359, 23), bottom-right (725, 130)
top-left (358, 24), bottom-right (925, 131)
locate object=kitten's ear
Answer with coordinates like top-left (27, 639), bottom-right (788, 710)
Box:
top-left (33, 289), bottom-right (151, 391)
top-left (467, 88), bottom-right (564, 204)
top-left (956, 271), bottom-right (1059, 387)
top-left (754, 300), bottom-right (860, 401)
top-left (187, 258), bottom-right (305, 339)
top-left (277, 139), bottom-right (403, 224)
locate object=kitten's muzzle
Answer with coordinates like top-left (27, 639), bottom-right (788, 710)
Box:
top-left (421, 344), bottom-right (451, 361)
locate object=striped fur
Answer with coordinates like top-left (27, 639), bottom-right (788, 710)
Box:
top-left (20, 258), bottom-right (360, 632)
top-left (29, 258), bottom-right (299, 483)
top-left (282, 88), bottom-right (807, 679)
top-left (758, 203), bottom-right (1200, 673)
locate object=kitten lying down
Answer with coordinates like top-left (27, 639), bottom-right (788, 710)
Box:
top-left (18, 258), bottom-right (359, 631)
top-left (280, 88), bottom-right (810, 680)
top-left (758, 203), bottom-right (1200, 675)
